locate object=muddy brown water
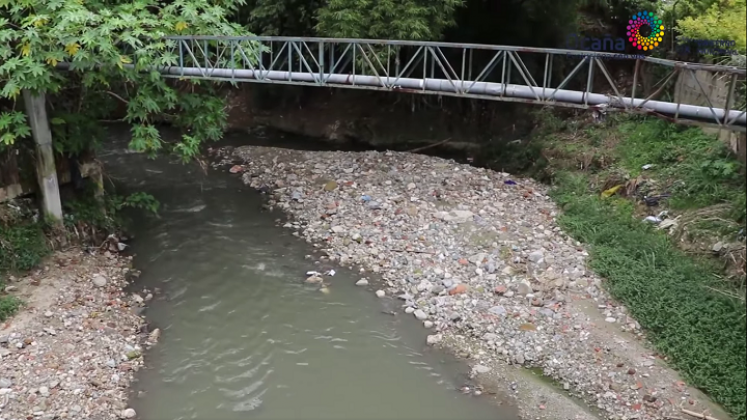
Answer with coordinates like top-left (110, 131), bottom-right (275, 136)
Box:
top-left (100, 128), bottom-right (518, 420)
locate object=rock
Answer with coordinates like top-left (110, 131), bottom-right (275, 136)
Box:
top-left (472, 364), bottom-right (491, 374)
top-left (528, 250), bottom-right (544, 263)
top-left (305, 275), bottom-right (324, 284)
top-left (494, 285), bottom-right (508, 295)
top-left (323, 181), bottom-right (338, 191)
top-left (92, 275), bottom-right (108, 287)
top-left (443, 210), bottom-right (473, 223)
top-left (3, 285), bottom-right (17, 292)
top-left (488, 306), bottom-right (507, 316)
top-left (448, 284), bottom-right (468, 295)
top-left (413, 309), bottom-right (428, 320)
top-left (416, 280), bottom-right (433, 292)
top-left (423, 320), bottom-right (434, 328)
top-left (375, 290), bottom-right (386, 298)
top-left (605, 317), bottom-right (617, 323)
top-left (355, 278), bottom-right (369, 286)
top-left (126, 350), bottom-right (141, 360)
top-left (121, 408), bottom-right (137, 418)
top-left (0, 378), bottom-right (11, 388)
top-left (516, 282), bottom-right (532, 296)
top-left (426, 334), bottom-right (443, 345)
top-left (468, 253), bottom-right (489, 265)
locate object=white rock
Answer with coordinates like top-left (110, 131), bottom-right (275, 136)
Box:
top-left (121, 408), bottom-right (137, 418)
top-left (355, 278), bottom-right (369, 286)
top-left (472, 364), bottom-right (491, 374)
top-left (92, 275), bottom-right (108, 287)
top-left (375, 290), bottom-right (386, 298)
top-left (426, 334), bottom-right (443, 345)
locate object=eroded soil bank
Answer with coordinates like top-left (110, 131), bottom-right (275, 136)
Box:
top-left (215, 144), bottom-right (731, 420)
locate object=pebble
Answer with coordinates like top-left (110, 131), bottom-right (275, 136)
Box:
top-left (413, 309), bottom-right (428, 320)
top-left (375, 290), bottom-right (386, 298)
top-left (92, 274), bottom-right (108, 287)
top-left (426, 334), bottom-right (443, 345)
top-left (355, 278), bottom-right (369, 286)
top-left (472, 364), bottom-right (491, 374)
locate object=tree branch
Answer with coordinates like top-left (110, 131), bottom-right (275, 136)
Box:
top-left (105, 90), bottom-right (129, 104)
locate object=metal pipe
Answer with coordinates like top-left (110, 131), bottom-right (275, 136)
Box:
top-left (159, 65), bottom-right (747, 126)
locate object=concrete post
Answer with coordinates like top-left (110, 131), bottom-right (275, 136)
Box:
top-left (22, 90), bottom-right (63, 221)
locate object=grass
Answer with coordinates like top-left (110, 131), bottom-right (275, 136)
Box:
top-left (521, 112), bottom-right (747, 420)
top-left (614, 119), bottom-right (746, 218)
top-left (0, 222), bottom-right (48, 321)
top-left (552, 174), bottom-right (746, 419)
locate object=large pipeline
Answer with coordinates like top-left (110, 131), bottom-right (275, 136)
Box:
top-left (159, 66), bottom-right (745, 127)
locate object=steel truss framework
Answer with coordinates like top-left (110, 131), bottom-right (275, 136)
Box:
top-left (161, 36), bottom-right (747, 132)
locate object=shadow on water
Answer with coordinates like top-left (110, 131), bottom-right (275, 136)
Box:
top-left (101, 126), bottom-right (518, 420)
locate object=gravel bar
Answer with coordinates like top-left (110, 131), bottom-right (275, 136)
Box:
top-left (219, 145), bottom-right (729, 420)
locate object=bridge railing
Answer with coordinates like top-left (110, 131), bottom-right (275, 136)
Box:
top-left (161, 36), bottom-right (746, 132)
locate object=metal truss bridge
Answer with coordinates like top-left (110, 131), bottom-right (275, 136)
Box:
top-left (159, 36), bottom-right (746, 132)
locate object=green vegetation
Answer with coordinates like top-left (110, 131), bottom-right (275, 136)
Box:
top-left (552, 175), bottom-right (746, 419)
top-left (0, 188), bottom-right (159, 321)
top-left (0, 221), bottom-right (46, 321)
top-left (0, 222), bottom-right (48, 274)
top-left (514, 112), bottom-right (747, 419)
top-left (676, 0), bottom-right (747, 53)
top-left (1, 0), bottom-right (251, 158)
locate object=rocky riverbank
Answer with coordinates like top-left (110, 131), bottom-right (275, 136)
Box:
top-left (216, 145), bottom-right (730, 420)
top-left (0, 250), bottom-right (157, 420)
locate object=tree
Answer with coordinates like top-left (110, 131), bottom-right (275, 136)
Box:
top-left (676, 0), bottom-right (746, 53)
top-left (1, 0), bottom-right (252, 160)
top-left (239, 0), bottom-right (322, 36)
top-left (315, 0), bottom-right (463, 40)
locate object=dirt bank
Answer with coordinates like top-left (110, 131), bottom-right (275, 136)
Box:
top-left (215, 145), bottom-right (731, 420)
top-left (0, 250), bottom-right (157, 420)
top-left (224, 85), bottom-right (532, 153)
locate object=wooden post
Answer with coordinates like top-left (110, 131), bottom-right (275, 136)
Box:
top-left (22, 90), bottom-right (63, 221)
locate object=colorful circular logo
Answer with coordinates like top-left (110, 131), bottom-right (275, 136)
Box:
top-left (627, 11), bottom-right (665, 51)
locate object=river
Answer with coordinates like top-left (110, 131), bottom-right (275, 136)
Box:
top-left (101, 128), bottom-right (518, 420)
